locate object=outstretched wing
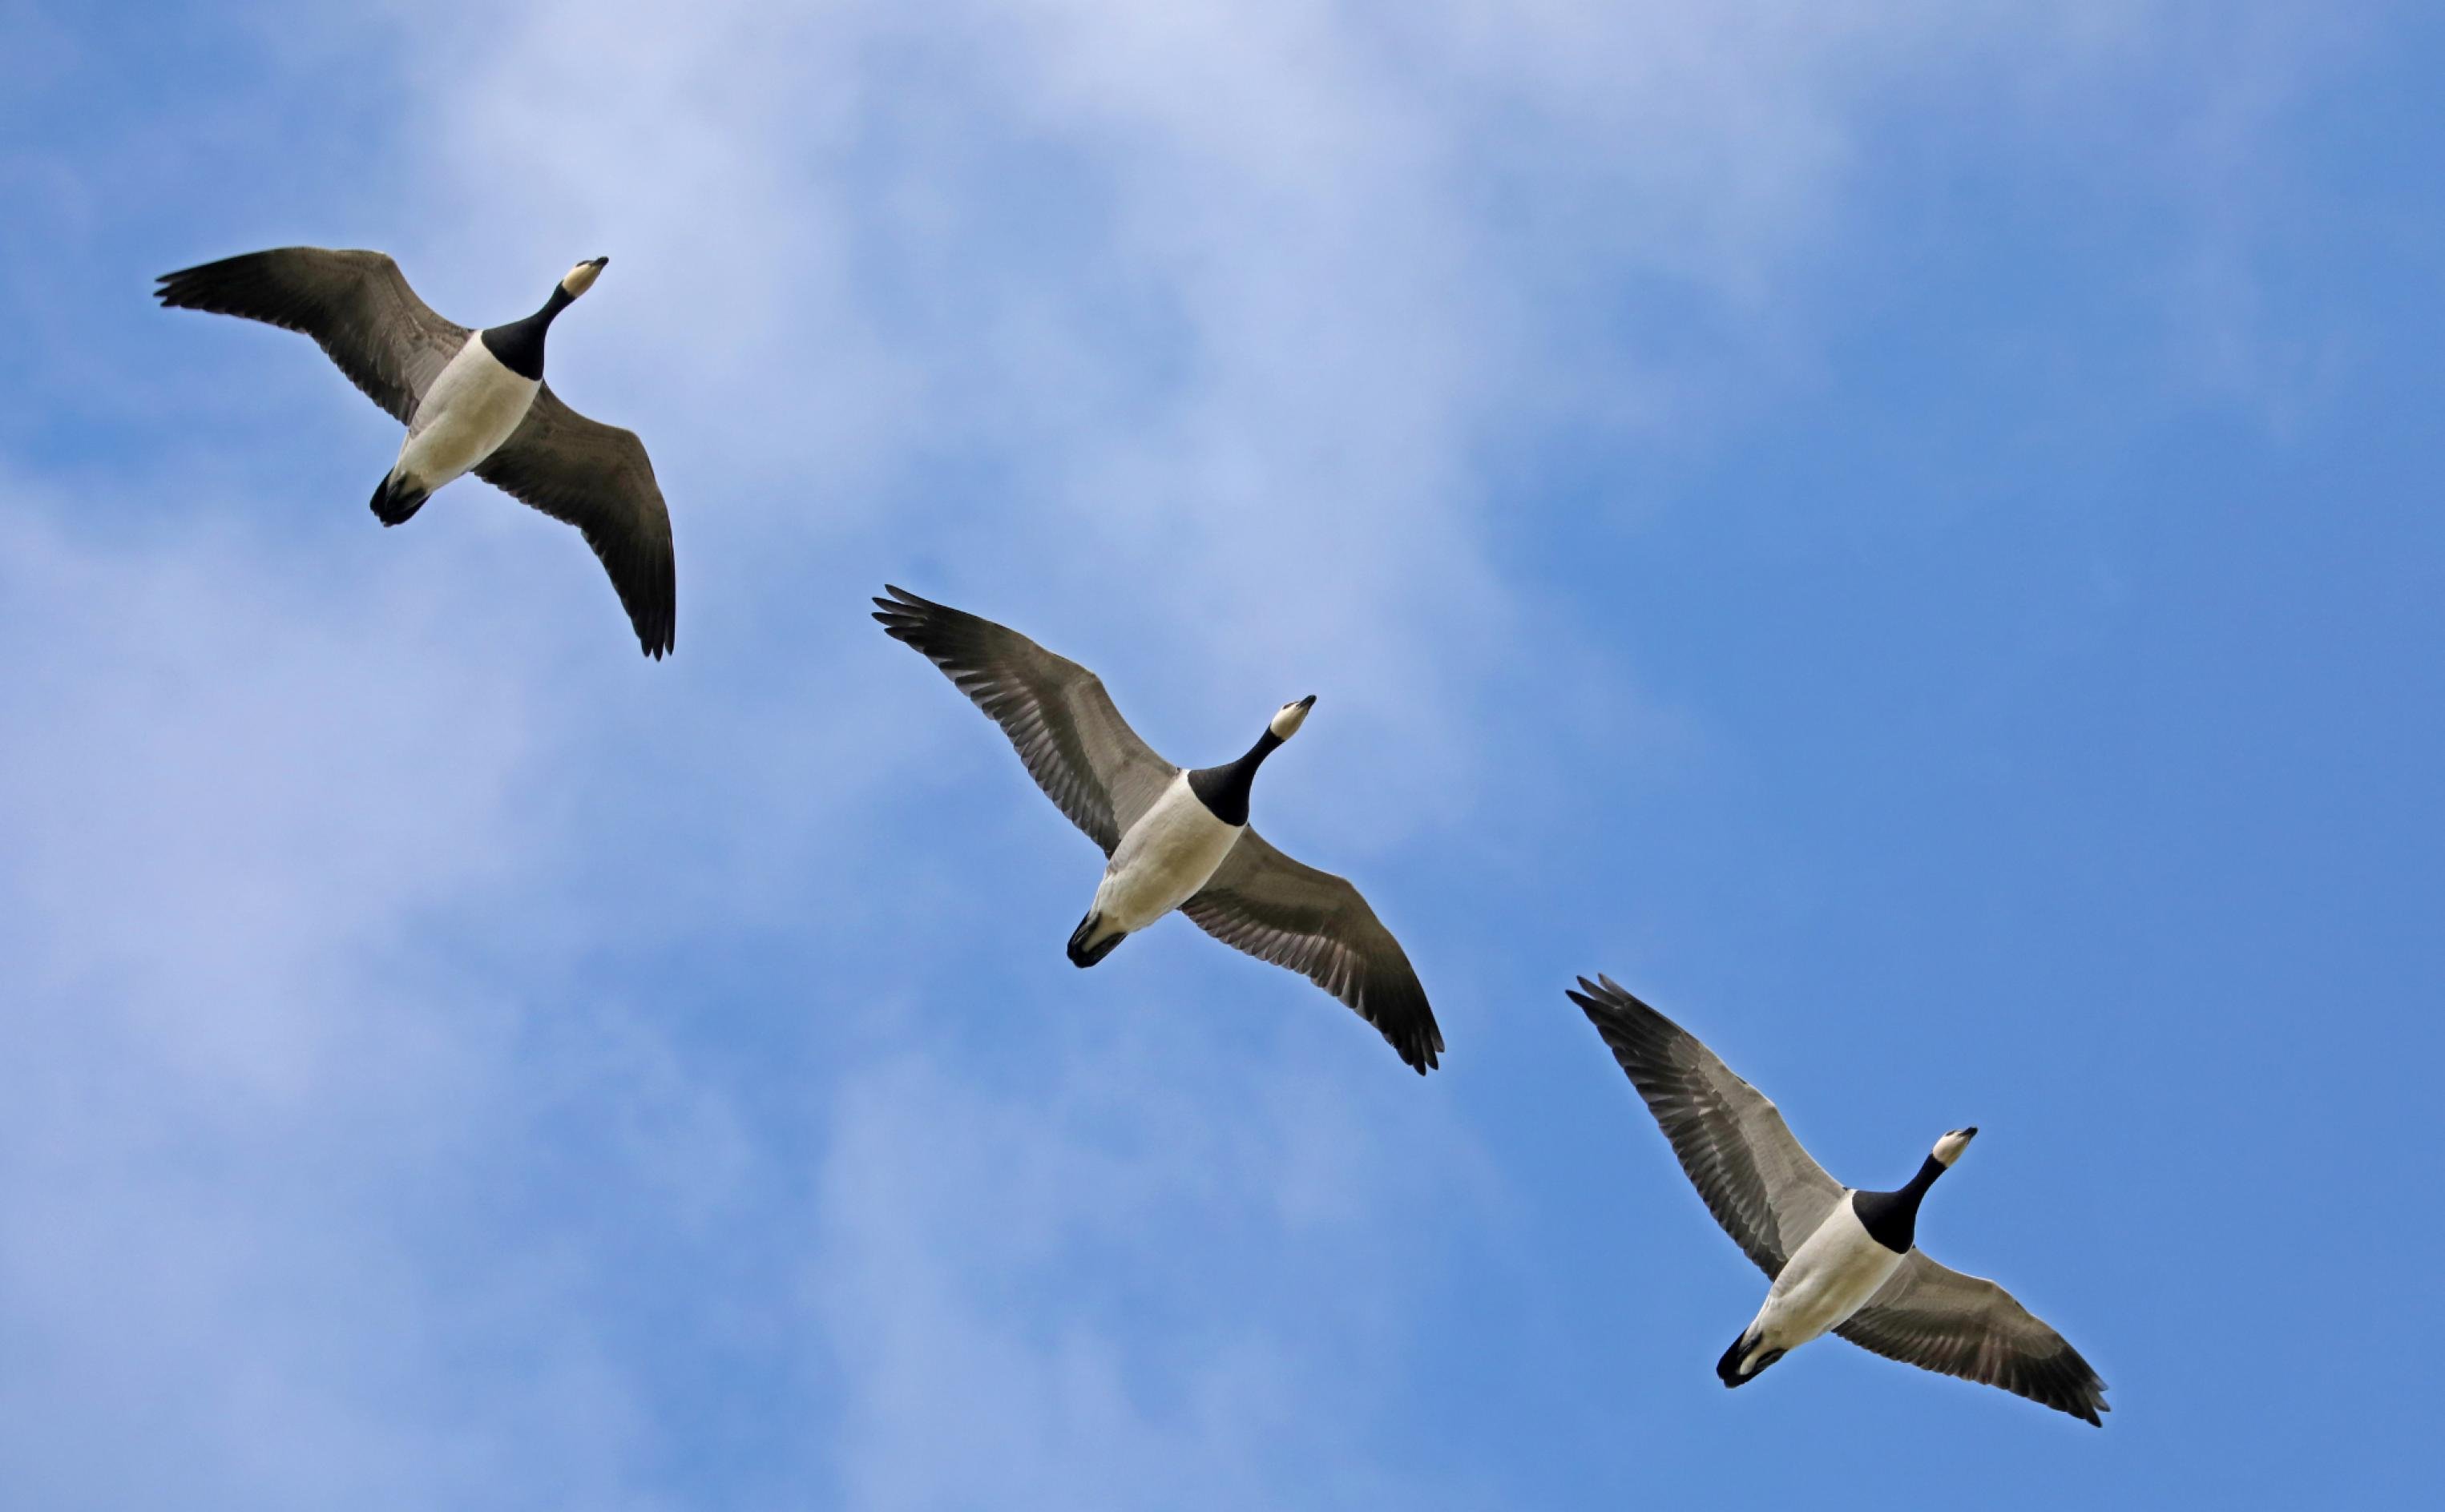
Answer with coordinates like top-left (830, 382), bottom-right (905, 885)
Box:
top-left (872, 586), bottom-right (1177, 851)
top-left (156, 248), bottom-right (468, 424)
top-left (1567, 975), bottom-right (1845, 1274)
top-left (474, 386), bottom-right (677, 659)
top-left (1837, 1252), bottom-right (2110, 1425)
top-left (1182, 830), bottom-right (1442, 1074)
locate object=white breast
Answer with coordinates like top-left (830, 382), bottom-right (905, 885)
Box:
top-left (394, 335), bottom-right (540, 491)
top-left (1091, 775), bottom-right (1243, 932)
top-left (1747, 1195), bottom-right (1907, 1353)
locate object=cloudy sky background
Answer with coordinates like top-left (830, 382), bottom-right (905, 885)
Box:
top-left (4, 1), bottom-right (2440, 1506)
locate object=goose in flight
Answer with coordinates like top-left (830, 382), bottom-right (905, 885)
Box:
top-left (1567, 975), bottom-right (2107, 1424)
top-left (156, 248), bottom-right (676, 658)
top-left (874, 586), bottom-right (1442, 1074)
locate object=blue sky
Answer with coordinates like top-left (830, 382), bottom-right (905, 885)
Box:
top-left (3, 1), bottom-right (2439, 1506)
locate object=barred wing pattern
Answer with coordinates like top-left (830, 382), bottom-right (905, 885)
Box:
top-left (156, 248), bottom-right (467, 425)
top-left (1567, 975), bottom-right (1845, 1275)
top-left (1837, 1252), bottom-right (2110, 1425)
top-left (476, 387), bottom-right (677, 658)
top-left (871, 586), bottom-right (1177, 852)
top-left (1182, 830), bottom-right (1442, 1074)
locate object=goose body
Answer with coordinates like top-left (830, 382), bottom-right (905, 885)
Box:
top-left (1071, 696), bottom-right (1313, 964)
top-left (1733, 1196), bottom-right (1908, 1371)
top-left (1568, 975), bottom-right (2107, 1424)
top-left (1720, 1133), bottom-right (1971, 1383)
top-left (390, 333), bottom-right (541, 505)
top-left (874, 586), bottom-right (1442, 1073)
top-left (156, 248), bottom-right (676, 657)
top-left (1083, 772), bottom-right (1249, 946)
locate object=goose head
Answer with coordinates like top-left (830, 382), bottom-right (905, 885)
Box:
top-left (1931, 1127), bottom-right (1979, 1167)
top-left (1269, 694), bottom-right (1317, 742)
top-left (559, 256), bottom-right (609, 299)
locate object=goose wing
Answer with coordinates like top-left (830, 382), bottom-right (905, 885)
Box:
top-left (1181, 831), bottom-right (1442, 1074)
top-left (1836, 1252), bottom-right (2109, 1425)
top-left (155, 248), bottom-right (468, 425)
top-left (872, 586), bottom-right (1177, 852)
top-left (1567, 975), bottom-right (1845, 1274)
top-left (472, 385), bottom-right (676, 659)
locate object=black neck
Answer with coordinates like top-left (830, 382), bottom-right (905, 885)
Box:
top-left (1851, 1155), bottom-right (1947, 1255)
top-left (1185, 728), bottom-right (1284, 827)
top-left (477, 284), bottom-right (575, 381)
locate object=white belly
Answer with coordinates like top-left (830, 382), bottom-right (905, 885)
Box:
top-left (395, 335), bottom-right (540, 490)
top-left (1747, 1196), bottom-right (1907, 1352)
top-left (1091, 776), bottom-right (1244, 932)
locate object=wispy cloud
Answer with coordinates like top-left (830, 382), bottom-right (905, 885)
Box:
top-left (0, 1), bottom-right (2353, 1504)
top-left (0, 492), bottom-right (678, 1509)
top-left (386, 0), bottom-right (2144, 816)
top-left (809, 1026), bottom-right (1467, 1510)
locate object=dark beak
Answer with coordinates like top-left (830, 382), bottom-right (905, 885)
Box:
top-left (1296, 694), bottom-right (1317, 710)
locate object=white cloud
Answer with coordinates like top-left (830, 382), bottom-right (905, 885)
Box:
top-left (808, 1026), bottom-right (1465, 1511)
top-left (0, 494), bottom-right (535, 1093)
top-left (0, 1), bottom-right (2345, 1503)
top-left (0, 493), bottom-right (682, 1509)
top-left (371, 0), bottom-right (2233, 837)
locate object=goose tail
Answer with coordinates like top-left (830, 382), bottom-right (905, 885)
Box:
top-left (1066, 912), bottom-right (1123, 968)
top-left (1717, 1329), bottom-right (1782, 1388)
top-left (370, 471), bottom-right (430, 526)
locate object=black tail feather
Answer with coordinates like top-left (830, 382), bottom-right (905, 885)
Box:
top-left (1717, 1331), bottom-right (1781, 1388)
top-left (1066, 913), bottom-right (1122, 968)
top-left (370, 472), bottom-right (429, 526)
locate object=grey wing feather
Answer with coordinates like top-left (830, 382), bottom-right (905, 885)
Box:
top-left (1181, 830), bottom-right (1442, 1074)
top-left (474, 386), bottom-right (677, 659)
top-left (155, 247), bottom-right (468, 424)
top-left (1836, 1252), bottom-right (2110, 1425)
top-left (1566, 975), bottom-right (1845, 1274)
top-left (870, 586), bottom-right (1177, 851)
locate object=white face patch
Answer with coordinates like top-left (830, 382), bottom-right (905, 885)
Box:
top-left (1269, 698), bottom-right (1313, 740)
top-left (1933, 1128), bottom-right (1978, 1167)
top-left (560, 260), bottom-right (604, 296)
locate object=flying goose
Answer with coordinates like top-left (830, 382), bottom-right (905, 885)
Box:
top-left (1567, 975), bottom-right (2108, 1424)
top-left (156, 248), bottom-right (676, 657)
top-left (874, 585), bottom-right (1442, 1074)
